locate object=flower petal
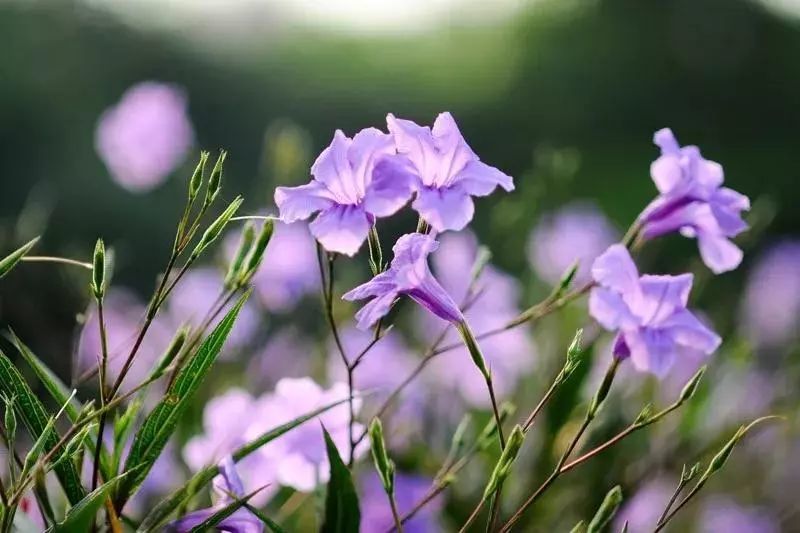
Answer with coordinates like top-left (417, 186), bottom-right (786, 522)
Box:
top-left (386, 114), bottom-right (436, 183)
top-left (214, 455), bottom-right (245, 500)
top-left (431, 112), bottom-right (477, 179)
top-left (635, 274), bottom-right (694, 324)
top-left (348, 127), bottom-right (396, 194)
top-left (274, 182), bottom-right (334, 223)
top-left (361, 155), bottom-right (416, 217)
top-left (456, 160), bottom-right (514, 196)
top-left (625, 328), bottom-right (676, 378)
top-left (342, 271), bottom-right (397, 301)
top-left (661, 309), bottom-right (722, 354)
top-left (408, 276), bottom-right (463, 324)
top-left (309, 205), bottom-right (371, 256)
top-left (591, 244), bottom-right (640, 294)
top-left (412, 185), bottom-right (474, 232)
top-left (589, 287), bottom-right (638, 330)
top-left (310, 130), bottom-right (360, 204)
top-left (353, 291), bottom-right (398, 330)
top-left (653, 128), bottom-right (680, 155)
top-left (650, 155), bottom-right (684, 195)
top-left (697, 230), bottom-right (743, 274)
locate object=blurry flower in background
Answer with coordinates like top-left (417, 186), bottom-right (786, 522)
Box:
top-left (613, 478), bottom-right (673, 532)
top-left (95, 82), bottom-right (193, 192)
top-left (527, 201), bottom-right (617, 285)
top-left (247, 222), bottom-right (319, 312)
top-left (422, 231), bottom-right (536, 408)
top-left (327, 326), bottom-right (425, 448)
top-left (700, 496), bottom-right (780, 533)
top-left (183, 388), bottom-right (278, 505)
top-left (360, 471), bottom-right (442, 533)
top-left (248, 327), bottom-right (316, 390)
top-left (387, 112), bottom-right (514, 232)
top-left (167, 266), bottom-right (260, 353)
top-left (700, 365), bottom-right (776, 436)
top-left (247, 378), bottom-right (366, 492)
top-left (77, 287), bottom-right (174, 390)
top-left (741, 240), bottom-right (800, 350)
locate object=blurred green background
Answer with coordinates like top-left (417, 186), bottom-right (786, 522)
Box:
top-left (1, 0), bottom-right (799, 529)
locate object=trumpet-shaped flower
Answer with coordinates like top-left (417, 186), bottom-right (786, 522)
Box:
top-left (639, 128), bottom-right (750, 274)
top-left (343, 233), bottom-right (463, 330)
top-left (387, 112), bottom-right (514, 232)
top-left (274, 128), bottom-right (415, 256)
top-left (167, 456), bottom-right (263, 533)
top-left (589, 244), bottom-right (721, 377)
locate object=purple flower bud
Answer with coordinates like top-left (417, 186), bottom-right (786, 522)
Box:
top-left (639, 128), bottom-right (750, 274)
top-left (589, 244), bottom-right (721, 377)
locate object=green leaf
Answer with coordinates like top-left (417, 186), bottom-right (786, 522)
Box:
top-left (188, 487), bottom-right (262, 533)
top-left (0, 349), bottom-right (85, 504)
top-left (48, 472), bottom-right (127, 532)
top-left (0, 236), bottom-right (39, 279)
top-left (136, 396), bottom-right (350, 532)
top-left (118, 292), bottom-right (250, 506)
top-left (321, 426), bottom-right (360, 533)
top-left (244, 503), bottom-right (288, 533)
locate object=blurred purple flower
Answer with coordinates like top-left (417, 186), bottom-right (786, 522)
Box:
top-left (77, 288), bottom-right (174, 391)
top-left (167, 456), bottom-right (263, 533)
top-left (360, 472), bottom-right (442, 533)
top-left (589, 244), bottom-right (720, 377)
top-left (275, 128), bottom-right (415, 256)
top-left (387, 112), bottom-right (514, 232)
top-left (421, 231), bottom-right (536, 407)
top-left (527, 201), bottom-right (617, 285)
top-left (95, 82), bottom-right (193, 193)
top-left (741, 240), bottom-right (800, 349)
top-left (344, 233), bottom-right (463, 330)
top-left (248, 327), bottom-right (316, 390)
top-left (700, 496), bottom-right (780, 533)
top-left (248, 378), bottom-right (366, 492)
top-left (184, 388), bottom-right (278, 506)
top-left (167, 267), bottom-right (259, 353)
top-left (639, 128), bottom-right (749, 274)
top-left (613, 478), bottom-right (673, 532)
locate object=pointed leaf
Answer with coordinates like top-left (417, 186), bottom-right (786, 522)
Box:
top-left (48, 472), bottom-right (127, 532)
top-left (118, 292), bottom-right (250, 506)
top-left (0, 349), bottom-right (85, 504)
top-left (0, 236), bottom-right (40, 278)
top-left (187, 487), bottom-right (262, 532)
top-left (321, 426), bottom-right (360, 533)
top-left (244, 503), bottom-right (288, 533)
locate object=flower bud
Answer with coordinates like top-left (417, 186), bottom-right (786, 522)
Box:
top-left (3, 395), bottom-right (16, 443)
top-left (554, 260), bottom-right (580, 298)
top-left (456, 322), bottom-right (490, 381)
top-left (706, 425), bottom-right (745, 476)
top-left (0, 236), bottom-right (40, 279)
top-left (588, 358), bottom-right (620, 419)
top-left (224, 222), bottom-right (256, 289)
top-left (483, 425), bottom-right (525, 498)
top-left (91, 238), bottom-right (106, 300)
top-left (189, 151), bottom-right (210, 202)
top-left (240, 219), bottom-right (274, 284)
top-left (478, 402), bottom-right (515, 451)
top-left (634, 403), bottom-right (654, 425)
top-left (153, 326), bottom-right (189, 377)
top-left (368, 418), bottom-right (394, 494)
top-left (678, 366), bottom-right (706, 403)
top-left (190, 196), bottom-right (243, 260)
top-left (449, 413), bottom-right (472, 457)
top-left (587, 485), bottom-right (622, 533)
top-left (203, 150), bottom-right (227, 207)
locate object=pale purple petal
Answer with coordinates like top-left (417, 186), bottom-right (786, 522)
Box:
top-left (274, 182), bottom-right (334, 223)
top-left (412, 185), bottom-right (475, 232)
top-left (660, 309), bottom-right (722, 354)
top-left (342, 271), bottom-right (397, 301)
top-left (361, 156), bottom-right (416, 217)
top-left (352, 292), bottom-right (397, 330)
top-left (589, 287), bottom-right (638, 330)
top-left (310, 129), bottom-right (360, 204)
top-left (309, 205), bottom-right (371, 256)
top-left (697, 230), bottom-right (743, 274)
top-left (635, 274), bottom-right (694, 324)
top-left (407, 276), bottom-right (463, 324)
top-left (650, 155), bottom-right (684, 194)
top-left (215, 455), bottom-right (245, 499)
top-left (386, 113), bottom-right (437, 182)
top-left (456, 160), bottom-right (514, 196)
top-left (592, 244), bottom-right (640, 294)
top-left (653, 127), bottom-right (680, 155)
top-left (431, 111), bottom-right (477, 180)
top-left (625, 328), bottom-right (676, 377)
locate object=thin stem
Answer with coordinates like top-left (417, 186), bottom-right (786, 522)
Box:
top-left (388, 493), bottom-right (404, 533)
top-left (21, 256), bottom-right (92, 269)
top-left (90, 300), bottom-right (111, 492)
top-left (522, 375), bottom-right (562, 433)
top-left (230, 215), bottom-right (279, 222)
top-left (656, 477), bottom-right (690, 528)
top-left (459, 496), bottom-right (487, 533)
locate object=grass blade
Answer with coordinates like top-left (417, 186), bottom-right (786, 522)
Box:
top-left (48, 472), bottom-right (127, 532)
top-left (321, 425), bottom-right (360, 533)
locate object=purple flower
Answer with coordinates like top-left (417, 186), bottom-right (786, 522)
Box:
top-left (700, 496), bottom-right (780, 533)
top-left (167, 456), bottom-right (263, 533)
top-left (639, 128), bottom-right (750, 274)
top-left (95, 82), bottom-right (193, 193)
top-left (613, 478), bottom-right (673, 532)
top-left (343, 233), bottom-right (463, 330)
top-left (420, 231), bottom-right (536, 407)
top-left (183, 388), bottom-right (278, 506)
top-left (274, 128), bottom-right (415, 256)
top-left (741, 240), bottom-right (800, 349)
top-left (360, 472), bottom-right (442, 533)
top-left (248, 378), bottom-right (367, 492)
top-left (248, 327), bottom-right (315, 390)
top-left (589, 244), bottom-right (721, 377)
top-left (387, 112), bottom-right (514, 232)
top-left (527, 201), bottom-right (618, 285)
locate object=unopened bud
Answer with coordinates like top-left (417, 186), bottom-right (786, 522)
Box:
top-left (0, 237), bottom-right (40, 279)
top-left (153, 326), bottom-right (189, 377)
top-left (3, 395), bottom-right (16, 443)
top-left (706, 425), bottom-right (745, 476)
top-left (240, 219), bottom-right (274, 284)
top-left (634, 403), bottom-right (654, 425)
top-left (587, 485), bottom-right (622, 533)
top-left (189, 151), bottom-right (210, 201)
top-left (678, 366), bottom-right (706, 403)
top-left (204, 150), bottom-right (227, 206)
top-left (224, 222), bottom-right (256, 289)
top-left (483, 425), bottom-right (525, 498)
top-left (588, 359), bottom-right (620, 419)
top-left (369, 418), bottom-right (394, 494)
top-left (456, 322), bottom-right (490, 381)
top-left (91, 238), bottom-right (106, 300)
top-left (554, 260), bottom-right (580, 298)
top-left (190, 196), bottom-right (243, 260)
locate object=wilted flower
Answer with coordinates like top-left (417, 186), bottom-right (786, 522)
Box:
top-left (183, 388), bottom-right (278, 506)
top-left (360, 472), bottom-right (442, 533)
top-left (527, 201), bottom-right (617, 285)
top-left (589, 244), bottom-right (721, 377)
top-left (422, 231), bottom-right (536, 407)
top-left (95, 82), bottom-right (193, 193)
top-left (248, 378), bottom-right (366, 492)
top-left (387, 112), bottom-right (514, 232)
top-left (343, 233), bottom-right (463, 330)
top-left (639, 128), bottom-right (749, 274)
top-left (700, 496), bottom-right (780, 533)
top-left (167, 456), bottom-right (263, 533)
top-left (741, 240), bottom-right (800, 349)
top-left (275, 128), bottom-right (415, 256)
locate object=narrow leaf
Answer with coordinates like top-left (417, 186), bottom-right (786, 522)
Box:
top-left (118, 292), bottom-right (250, 506)
top-left (0, 236), bottom-right (39, 278)
top-left (321, 426), bottom-right (360, 533)
top-left (48, 472), bottom-right (127, 532)
top-left (187, 487), bottom-right (262, 532)
top-left (0, 349), bottom-right (85, 504)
